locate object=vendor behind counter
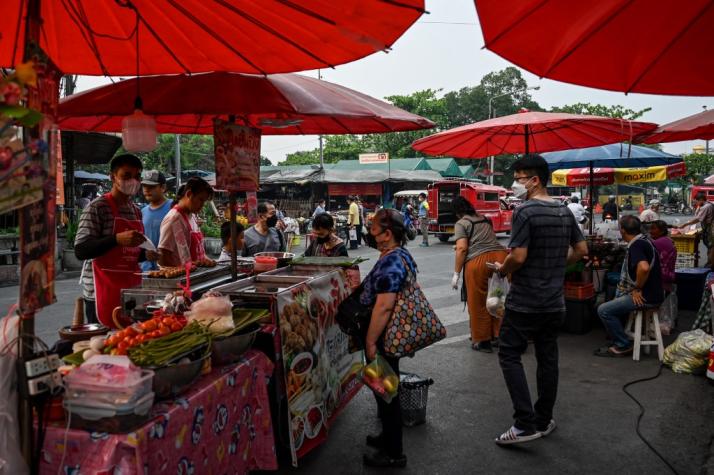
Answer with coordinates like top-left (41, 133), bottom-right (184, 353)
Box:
top-left (75, 154), bottom-right (151, 328)
top-left (158, 177), bottom-right (214, 267)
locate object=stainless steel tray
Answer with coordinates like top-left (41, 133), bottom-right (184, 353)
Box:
top-left (142, 265), bottom-right (231, 289)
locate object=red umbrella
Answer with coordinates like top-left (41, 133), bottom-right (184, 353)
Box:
top-left (637, 108), bottom-right (714, 144)
top-left (57, 72), bottom-right (435, 135)
top-left (474, 0), bottom-right (714, 95)
top-left (1, 0), bottom-right (425, 75)
top-left (411, 110), bottom-right (657, 158)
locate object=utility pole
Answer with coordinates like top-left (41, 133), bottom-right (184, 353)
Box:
top-left (704, 105), bottom-right (710, 156)
top-left (175, 134), bottom-right (181, 189)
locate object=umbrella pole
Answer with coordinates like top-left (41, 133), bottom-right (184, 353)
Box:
top-left (229, 192), bottom-right (238, 280)
top-left (525, 125), bottom-right (530, 155)
top-left (589, 161), bottom-right (594, 236)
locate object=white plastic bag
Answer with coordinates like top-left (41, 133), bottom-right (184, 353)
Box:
top-left (348, 228), bottom-right (357, 241)
top-left (186, 292), bottom-right (234, 334)
top-left (659, 291), bottom-right (678, 336)
top-left (486, 274), bottom-right (509, 318)
top-left (663, 329), bottom-right (714, 374)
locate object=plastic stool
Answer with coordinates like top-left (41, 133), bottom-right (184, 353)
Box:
top-left (625, 307), bottom-right (664, 361)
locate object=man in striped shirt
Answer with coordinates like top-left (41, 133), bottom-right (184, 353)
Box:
top-left (492, 154), bottom-right (587, 446)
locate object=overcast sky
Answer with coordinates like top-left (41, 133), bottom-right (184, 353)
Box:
top-left (75, 0), bottom-right (712, 165)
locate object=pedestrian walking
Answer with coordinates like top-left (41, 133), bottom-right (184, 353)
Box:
top-left (491, 154), bottom-right (587, 445)
top-left (417, 192), bottom-right (430, 247)
top-left (359, 208), bottom-right (415, 468)
top-left (347, 195), bottom-right (360, 250)
top-left (450, 196), bottom-right (507, 352)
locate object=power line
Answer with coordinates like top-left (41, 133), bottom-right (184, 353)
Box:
top-left (264, 139), bottom-right (320, 153)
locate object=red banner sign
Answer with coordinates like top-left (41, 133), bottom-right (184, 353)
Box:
top-left (328, 183), bottom-right (382, 196)
top-left (213, 119), bottom-right (261, 192)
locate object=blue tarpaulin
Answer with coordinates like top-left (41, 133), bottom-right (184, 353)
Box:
top-left (543, 143), bottom-right (683, 170)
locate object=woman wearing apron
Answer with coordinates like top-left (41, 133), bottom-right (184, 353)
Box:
top-left (158, 177), bottom-right (215, 267)
top-left (75, 154), bottom-right (148, 328)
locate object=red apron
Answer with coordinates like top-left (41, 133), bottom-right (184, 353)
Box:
top-left (92, 193), bottom-right (144, 328)
top-left (174, 205), bottom-right (206, 262)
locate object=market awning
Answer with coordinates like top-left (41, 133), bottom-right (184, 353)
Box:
top-left (74, 171), bottom-right (110, 181)
top-left (551, 162), bottom-right (686, 186)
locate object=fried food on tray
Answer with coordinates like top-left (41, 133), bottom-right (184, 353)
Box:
top-left (148, 267), bottom-right (185, 278)
top-left (193, 258), bottom-right (217, 268)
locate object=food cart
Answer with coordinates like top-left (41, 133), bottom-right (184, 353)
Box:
top-left (215, 261), bottom-right (364, 465)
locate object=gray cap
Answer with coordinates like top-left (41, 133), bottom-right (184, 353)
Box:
top-left (649, 199), bottom-right (661, 207)
top-left (141, 170), bottom-right (166, 185)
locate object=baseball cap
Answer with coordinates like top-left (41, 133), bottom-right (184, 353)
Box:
top-left (141, 170), bottom-right (166, 185)
top-left (649, 199), bottom-right (661, 206)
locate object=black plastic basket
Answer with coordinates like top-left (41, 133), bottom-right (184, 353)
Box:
top-left (399, 373), bottom-right (434, 427)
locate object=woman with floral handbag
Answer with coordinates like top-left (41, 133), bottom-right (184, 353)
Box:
top-left (358, 208), bottom-right (446, 468)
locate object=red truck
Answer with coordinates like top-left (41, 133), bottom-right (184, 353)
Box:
top-left (691, 185), bottom-right (714, 202)
top-left (426, 180), bottom-right (513, 242)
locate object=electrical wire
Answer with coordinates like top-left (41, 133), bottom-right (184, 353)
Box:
top-left (622, 365), bottom-right (680, 475)
top-left (56, 410), bottom-right (71, 475)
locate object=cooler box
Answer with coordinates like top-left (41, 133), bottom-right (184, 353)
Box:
top-left (675, 268), bottom-right (711, 311)
top-left (562, 298), bottom-right (594, 334)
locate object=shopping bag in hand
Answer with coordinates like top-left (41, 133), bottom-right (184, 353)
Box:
top-left (486, 274), bottom-right (509, 318)
top-left (349, 228), bottom-right (358, 241)
top-left (362, 355), bottom-right (399, 403)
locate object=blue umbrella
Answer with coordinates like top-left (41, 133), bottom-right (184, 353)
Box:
top-left (543, 143), bottom-right (683, 234)
top-left (542, 143), bottom-right (682, 170)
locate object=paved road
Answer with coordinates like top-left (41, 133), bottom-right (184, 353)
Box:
top-left (1, 214), bottom-right (712, 473)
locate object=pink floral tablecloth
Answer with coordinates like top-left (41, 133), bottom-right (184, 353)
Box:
top-left (40, 350), bottom-right (277, 475)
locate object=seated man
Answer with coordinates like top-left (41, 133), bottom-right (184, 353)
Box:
top-left (595, 215), bottom-right (664, 357)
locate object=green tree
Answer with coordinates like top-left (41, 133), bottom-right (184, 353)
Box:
top-left (550, 103), bottom-right (651, 120)
top-left (260, 156), bottom-right (272, 166)
top-left (682, 153), bottom-right (714, 183)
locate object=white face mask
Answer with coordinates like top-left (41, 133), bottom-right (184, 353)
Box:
top-left (117, 178), bottom-right (141, 196)
top-left (510, 178), bottom-right (532, 200)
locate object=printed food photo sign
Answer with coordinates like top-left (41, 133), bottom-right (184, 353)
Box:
top-left (277, 269), bottom-right (363, 465)
top-left (213, 119), bottom-right (261, 192)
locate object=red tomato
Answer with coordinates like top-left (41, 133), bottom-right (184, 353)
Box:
top-left (117, 341), bottom-right (129, 351)
top-left (150, 330), bottom-right (162, 338)
top-left (170, 322), bottom-right (183, 332)
top-left (125, 326), bottom-right (138, 337)
top-left (162, 317), bottom-right (175, 326)
top-left (143, 320), bottom-right (158, 332)
top-left (136, 335), bottom-right (146, 344)
top-left (116, 348), bottom-right (127, 356)
top-left (159, 325), bottom-right (171, 336)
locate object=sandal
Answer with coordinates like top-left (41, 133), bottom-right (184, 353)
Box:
top-left (593, 345), bottom-right (632, 357)
top-left (472, 341), bottom-right (493, 353)
top-left (494, 426), bottom-right (541, 446)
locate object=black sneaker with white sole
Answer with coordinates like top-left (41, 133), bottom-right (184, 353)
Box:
top-left (537, 419), bottom-right (556, 437)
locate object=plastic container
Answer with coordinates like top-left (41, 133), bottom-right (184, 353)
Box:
top-left (675, 252), bottom-right (696, 269)
top-left (64, 391), bottom-right (154, 433)
top-left (563, 298), bottom-right (594, 334)
top-left (675, 268), bottom-right (711, 311)
top-left (253, 256), bottom-right (278, 274)
top-left (399, 373), bottom-right (434, 427)
top-left (564, 282), bottom-right (594, 300)
top-left (671, 234), bottom-right (698, 254)
top-left (64, 369), bottom-right (154, 406)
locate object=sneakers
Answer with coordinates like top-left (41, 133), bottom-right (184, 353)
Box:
top-left (419, 242), bottom-right (429, 247)
top-left (494, 426), bottom-right (542, 446)
top-left (537, 419), bottom-right (557, 437)
top-left (363, 451), bottom-right (407, 468)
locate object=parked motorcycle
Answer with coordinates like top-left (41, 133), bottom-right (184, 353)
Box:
top-left (662, 202), bottom-right (693, 215)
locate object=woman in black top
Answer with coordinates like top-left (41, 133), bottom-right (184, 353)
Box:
top-left (304, 213), bottom-right (348, 257)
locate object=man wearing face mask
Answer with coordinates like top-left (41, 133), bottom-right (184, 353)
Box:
top-left (491, 154), bottom-right (587, 446)
top-left (242, 201), bottom-right (286, 257)
top-left (75, 154), bottom-right (147, 328)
